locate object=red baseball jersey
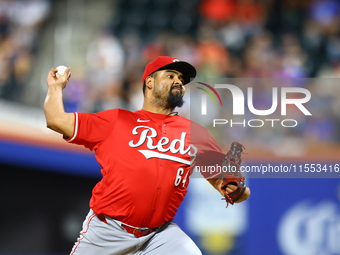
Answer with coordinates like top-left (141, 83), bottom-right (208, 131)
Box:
top-left (65, 109), bottom-right (223, 228)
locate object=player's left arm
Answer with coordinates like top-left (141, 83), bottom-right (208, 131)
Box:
top-left (194, 126), bottom-right (250, 204)
top-left (207, 178), bottom-right (251, 203)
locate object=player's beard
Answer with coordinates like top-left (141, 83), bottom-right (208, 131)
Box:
top-left (167, 85), bottom-right (184, 108)
top-left (152, 83), bottom-right (184, 110)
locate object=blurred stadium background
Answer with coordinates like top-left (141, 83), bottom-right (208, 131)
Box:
top-left (0, 0), bottom-right (340, 254)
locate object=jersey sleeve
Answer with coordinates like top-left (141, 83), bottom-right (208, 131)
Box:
top-left (64, 109), bottom-right (118, 151)
top-left (193, 127), bottom-right (225, 179)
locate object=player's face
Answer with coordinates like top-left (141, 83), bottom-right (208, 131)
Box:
top-left (152, 70), bottom-right (186, 108)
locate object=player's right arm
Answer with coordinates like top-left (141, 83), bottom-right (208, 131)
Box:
top-left (44, 67), bottom-right (74, 138)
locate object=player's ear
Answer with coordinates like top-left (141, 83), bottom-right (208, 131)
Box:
top-left (145, 75), bottom-right (154, 90)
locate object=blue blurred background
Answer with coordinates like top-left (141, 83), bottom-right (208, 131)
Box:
top-left (0, 0), bottom-right (340, 254)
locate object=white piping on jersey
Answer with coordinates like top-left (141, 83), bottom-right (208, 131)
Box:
top-left (67, 112), bottom-right (79, 143)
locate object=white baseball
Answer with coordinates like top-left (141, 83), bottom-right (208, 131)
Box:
top-left (56, 65), bottom-right (70, 78)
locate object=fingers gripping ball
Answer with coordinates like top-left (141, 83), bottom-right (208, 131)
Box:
top-left (55, 65), bottom-right (70, 78)
top-left (221, 142), bottom-right (246, 206)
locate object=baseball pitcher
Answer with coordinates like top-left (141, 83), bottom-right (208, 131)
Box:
top-left (44, 56), bottom-right (250, 255)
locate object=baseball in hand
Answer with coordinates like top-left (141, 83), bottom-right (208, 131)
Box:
top-left (55, 65), bottom-right (70, 78)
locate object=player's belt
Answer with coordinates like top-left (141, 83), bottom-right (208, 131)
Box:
top-left (96, 213), bottom-right (167, 238)
top-left (121, 223), bottom-right (157, 238)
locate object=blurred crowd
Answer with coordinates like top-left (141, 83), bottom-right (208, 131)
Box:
top-left (1, 0), bottom-right (340, 146)
top-left (77, 0), bottom-right (340, 111)
top-left (79, 0), bottom-right (340, 147)
top-left (0, 0), bottom-right (50, 103)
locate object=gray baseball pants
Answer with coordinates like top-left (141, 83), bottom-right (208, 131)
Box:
top-left (70, 209), bottom-right (202, 255)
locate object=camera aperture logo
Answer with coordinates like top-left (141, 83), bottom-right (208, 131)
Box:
top-left (196, 82), bottom-right (312, 128)
top-left (196, 82), bottom-right (223, 113)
